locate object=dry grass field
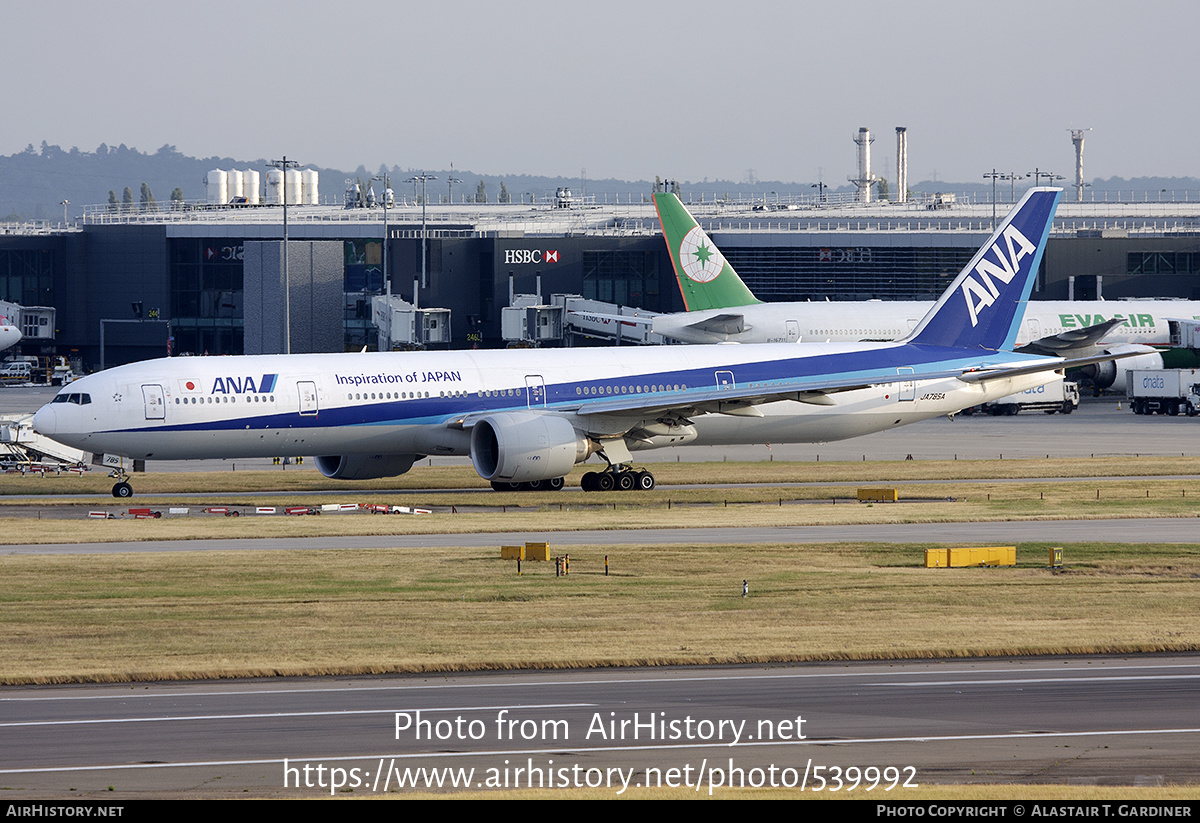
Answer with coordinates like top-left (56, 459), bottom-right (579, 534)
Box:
top-left (0, 456), bottom-right (1196, 684)
top-left (1, 539), bottom-right (1195, 684)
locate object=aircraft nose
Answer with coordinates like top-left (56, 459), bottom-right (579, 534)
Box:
top-left (32, 404), bottom-right (57, 436)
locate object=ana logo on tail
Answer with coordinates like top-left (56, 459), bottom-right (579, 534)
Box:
top-left (679, 226), bottom-right (726, 283)
top-left (960, 223), bottom-right (1037, 327)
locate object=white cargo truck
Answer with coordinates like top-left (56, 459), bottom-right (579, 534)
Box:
top-left (961, 378), bottom-right (1080, 416)
top-left (1125, 369), bottom-right (1200, 416)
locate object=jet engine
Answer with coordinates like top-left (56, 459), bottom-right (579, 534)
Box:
top-left (314, 453), bottom-right (420, 480)
top-left (469, 412), bottom-right (589, 482)
top-left (1077, 344), bottom-right (1164, 391)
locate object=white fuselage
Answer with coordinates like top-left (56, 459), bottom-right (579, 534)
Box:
top-left (33, 343), bottom-right (1058, 465)
top-left (0, 325), bottom-right (21, 352)
top-left (653, 299), bottom-right (1200, 346)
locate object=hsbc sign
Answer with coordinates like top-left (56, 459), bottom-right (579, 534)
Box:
top-left (504, 249), bottom-right (560, 265)
top-left (205, 245), bottom-right (244, 262)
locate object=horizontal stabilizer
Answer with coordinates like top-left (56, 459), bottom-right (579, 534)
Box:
top-left (685, 313), bottom-right (748, 335)
top-left (956, 348), bottom-right (1148, 384)
top-left (1020, 317), bottom-right (1123, 354)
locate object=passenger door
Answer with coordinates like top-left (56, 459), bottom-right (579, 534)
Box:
top-left (142, 384), bottom-right (165, 420)
top-left (298, 381), bottom-right (318, 416)
top-left (525, 375), bottom-right (546, 408)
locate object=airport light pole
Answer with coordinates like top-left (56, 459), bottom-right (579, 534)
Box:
top-left (1004, 172), bottom-right (1027, 202)
top-left (372, 173), bottom-right (392, 296)
top-left (983, 170), bottom-right (1002, 229)
top-left (1029, 168), bottom-right (1064, 189)
top-left (268, 156), bottom-right (300, 353)
top-left (407, 173), bottom-right (437, 291)
top-left (446, 164), bottom-right (463, 204)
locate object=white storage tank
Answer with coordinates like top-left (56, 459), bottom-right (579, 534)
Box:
top-left (206, 169), bottom-right (228, 205)
top-left (265, 169), bottom-right (284, 204)
top-left (244, 169), bottom-right (261, 205)
top-left (301, 169), bottom-right (319, 205)
top-left (285, 168), bottom-right (303, 205)
top-left (228, 169), bottom-right (244, 201)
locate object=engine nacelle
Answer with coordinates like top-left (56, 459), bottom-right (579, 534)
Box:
top-left (314, 453), bottom-right (420, 480)
top-left (1078, 344), bottom-right (1164, 390)
top-left (470, 412), bottom-right (588, 482)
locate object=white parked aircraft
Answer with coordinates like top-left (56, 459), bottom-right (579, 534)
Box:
top-left (0, 325), bottom-right (20, 352)
top-left (649, 192), bottom-right (1188, 387)
top-left (0, 304), bottom-right (22, 352)
top-left (34, 188), bottom-right (1118, 498)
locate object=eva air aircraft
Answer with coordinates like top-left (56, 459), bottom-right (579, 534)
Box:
top-left (651, 192), bottom-right (1198, 388)
top-left (35, 188), bottom-right (1113, 498)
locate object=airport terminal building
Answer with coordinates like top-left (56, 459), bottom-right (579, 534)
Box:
top-left (3, 193), bottom-right (1200, 369)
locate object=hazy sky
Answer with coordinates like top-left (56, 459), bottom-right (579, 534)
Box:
top-left (7, 0), bottom-right (1198, 183)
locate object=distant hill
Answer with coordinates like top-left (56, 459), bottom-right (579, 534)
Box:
top-left (3, 142), bottom-right (1200, 222)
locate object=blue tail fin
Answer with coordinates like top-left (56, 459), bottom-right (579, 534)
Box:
top-left (908, 187), bottom-right (1061, 350)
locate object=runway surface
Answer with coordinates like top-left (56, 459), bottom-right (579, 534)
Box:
top-left (3, 518), bottom-right (1197, 556)
top-left (1, 656), bottom-right (1196, 796)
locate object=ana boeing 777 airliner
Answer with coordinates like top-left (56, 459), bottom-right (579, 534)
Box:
top-left (34, 188), bottom-right (1114, 497)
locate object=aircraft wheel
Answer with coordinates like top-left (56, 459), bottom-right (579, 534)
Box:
top-left (581, 472), bottom-right (597, 491)
top-left (596, 472), bottom-right (616, 492)
top-left (547, 477), bottom-right (565, 491)
top-left (636, 471), bottom-right (656, 491)
top-left (112, 482), bottom-right (133, 498)
top-left (525, 479), bottom-right (544, 491)
top-left (617, 472), bottom-right (636, 491)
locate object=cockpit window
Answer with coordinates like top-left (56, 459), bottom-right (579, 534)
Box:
top-left (51, 394), bottom-right (90, 405)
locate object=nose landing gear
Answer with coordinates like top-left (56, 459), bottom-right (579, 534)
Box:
top-left (109, 468), bottom-right (133, 498)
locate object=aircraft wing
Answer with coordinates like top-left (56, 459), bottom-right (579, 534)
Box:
top-left (1018, 318), bottom-right (1124, 355)
top-left (444, 363), bottom-right (987, 431)
top-left (567, 361), bottom-right (1048, 419)
top-left (511, 346), bottom-right (1140, 423)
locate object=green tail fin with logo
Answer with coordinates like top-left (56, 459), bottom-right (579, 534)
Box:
top-left (653, 192), bottom-right (760, 311)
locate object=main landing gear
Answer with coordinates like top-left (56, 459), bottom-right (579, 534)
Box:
top-left (580, 467), bottom-right (655, 492)
top-left (487, 467), bottom-right (658, 492)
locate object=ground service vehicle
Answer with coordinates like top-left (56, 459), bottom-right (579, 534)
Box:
top-left (1126, 369), bottom-right (1200, 416)
top-left (963, 378), bottom-right (1080, 415)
